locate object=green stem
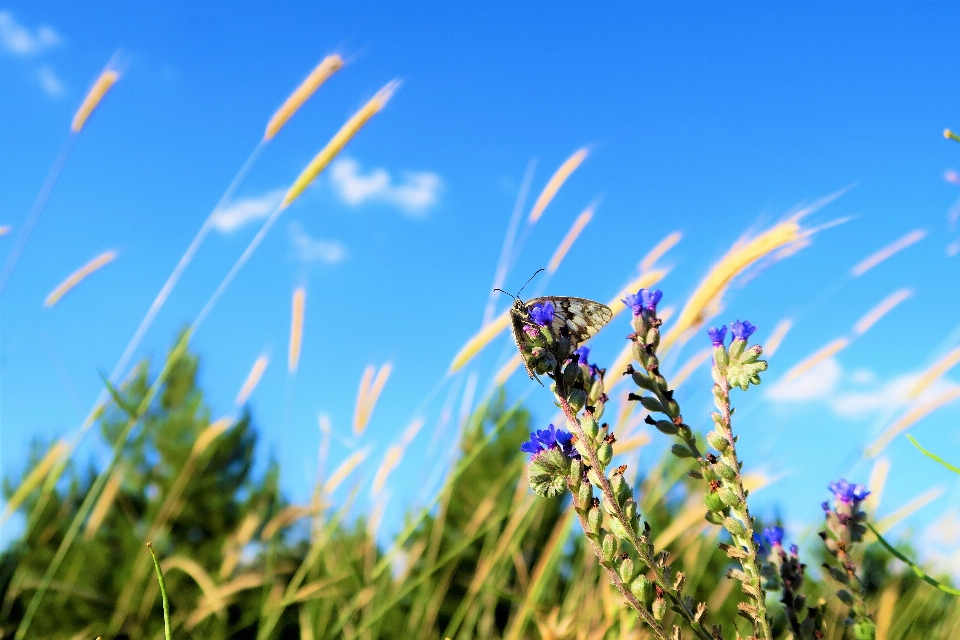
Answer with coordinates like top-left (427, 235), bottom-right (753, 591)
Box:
top-left (146, 543), bottom-right (172, 640)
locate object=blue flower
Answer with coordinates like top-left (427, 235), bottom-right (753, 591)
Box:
top-left (763, 526), bottom-right (784, 547)
top-left (789, 544), bottom-right (799, 557)
top-left (752, 532), bottom-right (765, 554)
top-left (829, 478), bottom-right (871, 504)
top-left (730, 319), bottom-right (757, 342)
top-left (520, 424), bottom-right (578, 458)
top-left (573, 346), bottom-right (590, 366)
top-left (641, 289), bottom-right (663, 312)
top-left (708, 325), bottom-right (728, 347)
top-left (621, 291), bottom-right (643, 316)
top-left (529, 301), bottom-right (555, 326)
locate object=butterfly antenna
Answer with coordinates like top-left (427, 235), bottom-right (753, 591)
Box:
top-left (493, 287), bottom-right (519, 302)
top-left (516, 268), bottom-right (545, 298)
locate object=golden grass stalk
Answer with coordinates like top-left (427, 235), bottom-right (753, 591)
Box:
top-left (282, 80), bottom-right (399, 208)
top-left (875, 582), bottom-right (899, 640)
top-left (353, 363), bottom-right (392, 435)
top-left (264, 54), bottom-right (344, 140)
top-left (546, 207), bottom-right (593, 273)
top-left (261, 504), bottom-right (314, 541)
top-left (323, 448), bottom-right (370, 495)
top-left (220, 513), bottom-right (260, 579)
top-left (528, 148), bottom-right (588, 223)
top-left (864, 457), bottom-right (890, 516)
top-left (850, 229), bottom-right (927, 277)
top-left (160, 556), bottom-right (220, 615)
top-left (782, 337), bottom-right (850, 383)
top-left (671, 348), bottom-right (711, 389)
top-left (43, 250), bottom-right (117, 307)
top-left (605, 269), bottom-right (668, 318)
top-left (235, 355), bottom-right (269, 406)
top-left (763, 319), bottom-right (792, 357)
top-left (288, 287), bottom-right (306, 372)
top-left (494, 354), bottom-right (523, 386)
top-left (852, 288), bottom-right (912, 335)
top-left (639, 231), bottom-right (682, 273)
top-left (615, 432), bottom-right (651, 455)
top-left (371, 418), bottom-right (425, 497)
top-left (71, 69), bottom-right (119, 132)
top-left (449, 311), bottom-right (511, 373)
top-left (907, 347), bottom-right (960, 400)
top-left (866, 387), bottom-right (960, 457)
top-left (2, 439), bottom-right (68, 526)
top-left (875, 486), bottom-right (945, 534)
top-left (83, 467), bottom-right (123, 540)
top-left (662, 218), bottom-right (813, 352)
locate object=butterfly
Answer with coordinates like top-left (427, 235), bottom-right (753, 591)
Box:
top-left (499, 297), bottom-right (612, 385)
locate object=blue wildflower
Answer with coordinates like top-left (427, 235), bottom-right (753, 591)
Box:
top-left (641, 288), bottom-right (663, 312)
top-left (621, 290), bottom-right (643, 316)
top-left (520, 424), bottom-right (578, 458)
top-left (789, 544), bottom-right (799, 557)
top-left (730, 319), bottom-right (758, 342)
top-left (763, 526), bottom-right (784, 548)
top-left (573, 346), bottom-right (590, 365)
top-left (752, 532), bottom-right (765, 554)
top-left (829, 478), bottom-right (871, 504)
top-left (529, 301), bottom-right (555, 326)
top-left (708, 325), bottom-right (728, 347)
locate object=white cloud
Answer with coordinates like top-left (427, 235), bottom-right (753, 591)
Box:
top-left (766, 357), bottom-right (960, 419)
top-left (329, 157), bottom-right (441, 216)
top-left (211, 189), bottom-right (284, 233)
top-left (288, 222), bottom-right (345, 264)
top-left (37, 65), bottom-right (63, 97)
top-left (0, 11), bottom-right (59, 56)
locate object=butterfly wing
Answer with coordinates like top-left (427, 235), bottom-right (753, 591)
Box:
top-left (508, 304), bottom-right (539, 381)
top-left (526, 296), bottom-right (614, 346)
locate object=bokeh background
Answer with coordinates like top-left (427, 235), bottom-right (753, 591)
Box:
top-left (2, 1), bottom-right (960, 579)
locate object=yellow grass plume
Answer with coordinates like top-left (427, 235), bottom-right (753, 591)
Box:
top-left (371, 418), bottom-right (424, 497)
top-left (850, 229), bottom-right (927, 277)
top-left (662, 218), bottom-right (813, 352)
top-left (866, 387), bottom-right (960, 457)
top-left (907, 347), bottom-right (960, 401)
top-left (528, 148), bottom-right (588, 223)
top-left (264, 54), bottom-right (344, 140)
top-left (353, 363), bottom-right (392, 435)
top-left (2, 439), bottom-right (68, 526)
top-left (235, 355), bottom-right (268, 406)
top-left (671, 348), bottom-right (711, 389)
top-left (546, 207), bottom-right (593, 274)
top-left (83, 467), bottom-right (123, 541)
top-left (494, 354), bottom-right (523, 386)
top-left (864, 457), bottom-right (890, 516)
top-left (875, 487), bottom-right (945, 534)
top-left (44, 250), bottom-right (116, 307)
top-left (763, 319), bottom-right (792, 357)
top-left (782, 338), bottom-right (850, 383)
top-left (323, 448), bottom-right (370, 495)
top-left (853, 288), bottom-right (912, 335)
top-left (282, 80), bottom-right (398, 208)
top-left (71, 69), bottom-right (119, 132)
top-left (450, 311), bottom-right (512, 373)
top-left (288, 287), bottom-right (306, 372)
top-left (640, 231), bottom-right (682, 273)
top-left (615, 432), bottom-right (651, 455)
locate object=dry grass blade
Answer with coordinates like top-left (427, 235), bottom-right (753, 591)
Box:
top-left (82, 466), bottom-right (123, 540)
top-left (640, 231), bottom-right (683, 273)
top-left (852, 288), bottom-right (912, 335)
top-left (323, 448), bottom-right (371, 495)
top-left (353, 366), bottom-right (375, 434)
top-left (763, 319), bottom-right (792, 357)
top-left (494, 354), bottom-right (523, 386)
top-left (547, 206), bottom-right (593, 273)
top-left (2, 439), bottom-right (68, 526)
top-left (187, 574), bottom-right (264, 629)
top-left (672, 348), bottom-right (711, 389)
top-left (907, 347), bottom-right (960, 401)
top-left (866, 387), bottom-right (960, 457)
top-left (288, 287), bottom-right (306, 372)
top-left (782, 338), bottom-right (849, 383)
top-left (282, 80), bottom-right (399, 208)
top-left (875, 487), bottom-right (945, 533)
top-left (160, 556), bottom-right (222, 618)
top-left (528, 148), bottom-right (588, 223)
top-left (265, 54), bottom-right (344, 140)
top-left (354, 364), bottom-right (392, 435)
top-left (449, 311), bottom-right (512, 373)
top-left (662, 216), bottom-right (815, 352)
top-left (71, 69), bottom-right (119, 132)
top-left (44, 250), bottom-right (117, 307)
top-left (864, 457), bottom-right (890, 516)
top-left (235, 355), bottom-right (269, 406)
top-left (850, 229), bottom-right (927, 277)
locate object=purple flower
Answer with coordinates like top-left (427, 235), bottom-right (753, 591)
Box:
top-left (763, 526), bottom-right (784, 547)
top-left (789, 544), bottom-right (799, 557)
top-left (641, 289), bottom-right (663, 312)
top-left (829, 478), bottom-right (871, 504)
top-left (708, 325), bottom-right (728, 347)
top-left (529, 301), bottom-right (555, 326)
top-left (573, 346), bottom-right (590, 366)
top-left (752, 532), bottom-right (765, 554)
top-left (523, 324), bottom-right (539, 339)
top-left (730, 319), bottom-right (757, 342)
top-left (520, 424), bottom-right (578, 458)
top-left (621, 291), bottom-right (643, 316)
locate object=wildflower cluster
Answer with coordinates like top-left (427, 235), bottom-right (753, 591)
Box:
top-left (512, 300), bottom-right (563, 378)
top-left (820, 479), bottom-right (875, 640)
top-left (757, 526), bottom-right (825, 639)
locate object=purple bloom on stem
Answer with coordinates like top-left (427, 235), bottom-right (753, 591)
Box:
top-left (621, 291), bottom-right (643, 316)
top-left (730, 319), bottom-right (758, 342)
top-left (752, 532), bottom-right (765, 554)
top-left (573, 346), bottom-right (590, 366)
top-left (763, 526), bottom-right (784, 547)
top-left (520, 424), bottom-right (578, 458)
top-left (829, 478), bottom-right (871, 504)
top-left (641, 289), bottom-right (663, 312)
top-left (789, 544), bottom-right (799, 557)
top-left (708, 325), bottom-right (728, 347)
top-left (529, 301), bottom-right (555, 326)
top-left (523, 324), bottom-right (539, 339)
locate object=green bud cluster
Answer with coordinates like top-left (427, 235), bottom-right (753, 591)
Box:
top-left (820, 493), bottom-right (873, 637)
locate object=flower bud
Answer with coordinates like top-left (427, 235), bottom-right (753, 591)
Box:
top-left (624, 498), bottom-right (638, 523)
top-left (576, 482), bottom-right (592, 509)
top-left (706, 430), bottom-right (729, 452)
top-left (562, 361), bottom-right (580, 387)
top-left (836, 589), bottom-right (854, 605)
top-left (670, 444), bottom-right (695, 459)
top-left (638, 395), bottom-right (665, 413)
top-left (705, 510), bottom-right (725, 525)
top-left (582, 414), bottom-right (601, 440)
top-left (587, 506), bottom-right (602, 537)
top-left (568, 389), bottom-right (587, 413)
top-left (714, 461), bottom-right (737, 481)
top-left (630, 575), bottom-right (653, 606)
top-left (653, 420), bottom-right (678, 435)
top-left (718, 487), bottom-right (741, 507)
top-left (723, 516), bottom-right (747, 538)
top-left (704, 491), bottom-right (726, 513)
top-left (597, 441), bottom-right (613, 466)
top-left (587, 468), bottom-right (603, 487)
top-left (602, 534), bottom-right (617, 563)
top-left (652, 597), bottom-right (667, 621)
top-left (618, 557), bottom-right (636, 583)
top-left (712, 345), bottom-right (729, 369)
top-left (853, 618), bottom-right (876, 640)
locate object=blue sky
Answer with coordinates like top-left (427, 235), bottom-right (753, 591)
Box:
top-left (2, 2), bottom-right (960, 567)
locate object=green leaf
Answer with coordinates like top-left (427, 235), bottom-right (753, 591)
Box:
top-left (146, 542), bottom-right (172, 640)
top-left (866, 522), bottom-right (960, 596)
top-left (906, 434), bottom-right (960, 475)
top-left (98, 370), bottom-right (140, 419)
